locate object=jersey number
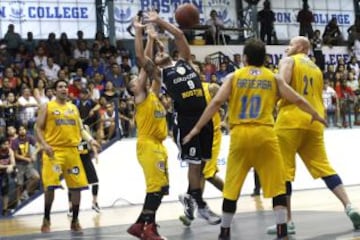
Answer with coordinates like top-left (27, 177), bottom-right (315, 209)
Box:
top-left (303, 75), bottom-right (313, 95)
top-left (239, 95), bottom-right (261, 119)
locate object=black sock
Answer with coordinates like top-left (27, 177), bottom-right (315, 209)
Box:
top-left (72, 204), bottom-right (80, 221)
top-left (140, 212), bottom-right (155, 223)
top-left (44, 204), bottom-right (51, 221)
top-left (277, 223), bottom-right (288, 238)
top-left (220, 227), bottom-right (230, 237)
top-left (189, 188), bottom-right (206, 208)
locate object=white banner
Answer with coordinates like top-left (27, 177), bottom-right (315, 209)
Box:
top-left (0, 0), bottom-right (96, 39)
top-left (111, 0), bottom-right (238, 39)
top-left (190, 45), bottom-right (351, 67)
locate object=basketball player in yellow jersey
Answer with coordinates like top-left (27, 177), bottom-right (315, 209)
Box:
top-left (201, 82), bottom-right (224, 191)
top-left (183, 39), bottom-right (326, 240)
top-left (126, 19), bottom-right (168, 240)
top-left (266, 36), bottom-right (360, 235)
top-left (35, 79), bottom-right (100, 234)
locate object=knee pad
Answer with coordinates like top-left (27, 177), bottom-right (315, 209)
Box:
top-left (286, 181), bottom-right (292, 196)
top-left (144, 192), bottom-right (163, 211)
top-left (222, 198), bottom-right (237, 213)
top-left (272, 194), bottom-right (287, 207)
top-left (322, 174), bottom-right (342, 190)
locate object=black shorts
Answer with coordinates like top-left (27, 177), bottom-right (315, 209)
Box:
top-left (80, 153), bottom-right (99, 184)
top-left (173, 115), bottom-right (213, 164)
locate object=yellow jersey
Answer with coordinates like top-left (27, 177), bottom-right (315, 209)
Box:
top-left (228, 66), bottom-right (277, 127)
top-left (276, 53), bottom-right (324, 132)
top-left (202, 82), bottom-right (221, 132)
top-left (136, 91), bottom-right (168, 141)
top-left (44, 100), bottom-right (82, 147)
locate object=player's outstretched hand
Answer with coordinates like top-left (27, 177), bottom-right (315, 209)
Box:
top-left (132, 16), bottom-right (146, 30)
top-left (311, 113), bottom-right (328, 127)
top-left (182, 127), bottom-right (200, 145)
top-left (143, 10), bottom-right (159, 23)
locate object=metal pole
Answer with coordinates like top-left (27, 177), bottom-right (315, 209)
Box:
top-left (95, 0), bottom-right (104, 35)
top-left (107, 0), bottom-right (116, 45)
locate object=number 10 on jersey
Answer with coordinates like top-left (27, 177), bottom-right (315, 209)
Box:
top-left (239, 95), bottom-right (261, 119)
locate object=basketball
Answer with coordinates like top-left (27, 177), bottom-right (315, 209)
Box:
top-left (175, 3), bottom-right (200, 28)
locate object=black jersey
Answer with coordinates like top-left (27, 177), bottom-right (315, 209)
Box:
top-left (162, 59), bottom-right (207, 116)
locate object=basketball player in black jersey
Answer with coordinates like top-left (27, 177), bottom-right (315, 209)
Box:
top-left (145, 10), bottom-right (221, 225)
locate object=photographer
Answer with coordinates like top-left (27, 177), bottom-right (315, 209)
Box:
top-left (0, 136), bottom-right (16, 216)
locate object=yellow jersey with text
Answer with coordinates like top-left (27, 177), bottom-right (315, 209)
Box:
top-left (276, 53), bottom-right (324, 132)
top-left (228, 66), bottom-right (277, 127)
top-left (44, 100), bottom-right (81, 147)
top-left (202, 82), bottom-right (221, 132)
top-left (136, 91), bottom-right (168, 141)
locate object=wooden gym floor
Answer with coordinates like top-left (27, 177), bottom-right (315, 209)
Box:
top-left (1, 185), bottom-right (360, 240)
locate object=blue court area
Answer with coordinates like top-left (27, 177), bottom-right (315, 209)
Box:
top-left (2, 208), bottom-right (360, 240)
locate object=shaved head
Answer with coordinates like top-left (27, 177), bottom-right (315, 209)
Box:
top-left (285, 36), bottom-right (311, 56)
top-left (292, 36), bottom-right (310, 53)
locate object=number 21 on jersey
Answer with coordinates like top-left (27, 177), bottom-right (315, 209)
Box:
top-left (239, 95), bottom-right (261, 119)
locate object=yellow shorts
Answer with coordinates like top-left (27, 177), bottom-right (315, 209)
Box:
top-left (203, 129), bottom-right (221, 179)
top-left (41, 147), bottom-right (88, 191)
top-left (223, 125), bottom-right (286, 200)
top-left (137, 138), bottom-right (169, 194)
top-left (275, 129), bottom-right (336, 181)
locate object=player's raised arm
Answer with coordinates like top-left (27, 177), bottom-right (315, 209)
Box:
top-left (145, 10), bottom-right (191, 61)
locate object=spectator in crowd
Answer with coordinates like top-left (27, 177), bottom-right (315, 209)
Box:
top-left (101, 81), bottom-right (117, 103)
top-left (0, 136), bottom-right (16, 216)
top-left (335, 78), bottom-right (356, 128)
top-left (204, 10), bottom-right (225, 45)
top-left (3, 67), bottom-right (20, 92)
top-left (33, 79), bottom-right (48, 105)
top-left (23, 32), bottom-right (37, 57)
top-left (33, 46), bottom-right (48, 69)
top-left (85, 57), bottom-right (105, 79)
top-left (99, 101), bottom-right (117, 143)
top-left (3, 92), bottom-right (19, 128)
top-left (68, 77), bottom-right (82, 100)
top-left (215, 62), bottom-right (231, 84)
top-left (347, 18), bottom-right (360, 48)
top-left (322, 79), bottom-right (340, 127)
top-left (347, 55), bottom-right (360, 80)
top-left (23, 59), bottom-right (39, 85)
top-left (59, 32), bottom-right (73, 59)
top-left (42, 57), bottom-right (60, 83)
top-left (17, 87), bottom-right (38, 132)
top-left (73, 40), bottom-right (90, 71)
top-left (11, 125), bottom-right (40, 205)
top-left (297, 1), bottom-right (314, 39)
top-left (45, 33), bottom-right (61, 62)
top-left (0, 77), bottom-right (16, 100)
top-left (73, 88), bottom-right (101, 139)
top-left (323, 17), bottom-right (343, 46)
top-left (233, 54), bottom-right (243, 68)
top-left (118, 99), bottom-right (134, 138)
top-left (203, 56), bottom-right (217, 82)
top-left (257, 0), bottom-right (276, 45)
top-left (7, 125), bottom-right (18, 144)
top-left (104, 63), bottom-right (125, 94)
top-left (4, 24), bottom-right (22, 57)
top-left (311, 29), bottom-right (325, 70)
top-left (99, 38), bottom-right (117, 59)
top-left (87, 80), bottom-right (101, 103)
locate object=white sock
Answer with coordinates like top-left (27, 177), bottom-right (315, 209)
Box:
top-left (274, 208), bottom-right (287, 224)
top-left (221, 212), bottom-right (234, 228)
